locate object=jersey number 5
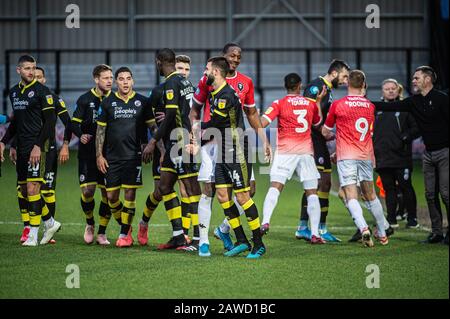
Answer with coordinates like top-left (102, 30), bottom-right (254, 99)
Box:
top-left (293, 109), bottom-right (308, 133)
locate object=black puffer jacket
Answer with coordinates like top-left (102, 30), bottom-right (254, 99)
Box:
top-left (373, 100), bottom-right (421, 170)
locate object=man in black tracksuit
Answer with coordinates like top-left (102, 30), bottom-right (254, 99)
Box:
top-left (373, 79), bottom-right (421, 228)
top-left (373, 67), bottom-right (449, 245)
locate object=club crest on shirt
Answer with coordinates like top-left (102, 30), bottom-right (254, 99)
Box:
top-left (238, 83), bottom-right (244, 91)
top-left (135, 100), bottom-right (141, 107)
top-left (46, 95), bottom-right (53, 105)
top-left (218, 99), bottom-right (226, 109)
top-left (28, 91), bottom-right (34, 98)
top-left (166, 89), bottom-right (174, 101)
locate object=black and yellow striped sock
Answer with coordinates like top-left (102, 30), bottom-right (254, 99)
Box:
top-left (181, 197), bottom-right (191, 236)
top-left (221, 200), bottom-right (247, 244)
top-left (17, 187), bottom-right (30, 227)
top-left (98, 197), bottom-right (111, 235)
top-left (300, 192), bottom-right (309, 222)
top-left (42, 191), bottom-right (56, 218)
top-left (318, 191), bottom-right (330, 224)
top-left (28, 194), bottom-right (42, 228)
top-left (120, 200), bottom-right (136, 236)
top-left (242, 198), bottom-right (262, 246)
top-left (189, 195), bottom-right (200, 243)
top-left (109, 199), bottom-right (123, 226)
top-left (162, 192), bottom-right (183, 235)
top-left (142, 192), bottom-right (159, 223)
top-left (41, 198), bottom-right (52, 222)
top-left (81, 194), bottom-right (95, 225)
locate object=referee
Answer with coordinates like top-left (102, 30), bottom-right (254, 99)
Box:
top-left (373, 66), bottom-right (449, 245)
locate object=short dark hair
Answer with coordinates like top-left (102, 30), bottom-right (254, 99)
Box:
top-left (18, 54), bottom-right (36, 66)
top-left (208, 56), bottom-right (230, 78)
top-left (114, 66), bottom-right (133, 79)
top-left (284, 73), bottom-right (302, 91)
top-left (415, 65), bottom-right (437, 83)
top-left (349, 70), bottom-right (366, 90)
top-left (92, 64), bottom-right (112, 78)
top-left (328, 59), bottom-right (350, 75)
top-left (36, 66), bottom-right (45, 76)
top-left (176, 55), bottom-right (191, 65)
top-left (156, 48), bottom-right (176, 64)
top-left (222, 43), bottom-right (241, 54)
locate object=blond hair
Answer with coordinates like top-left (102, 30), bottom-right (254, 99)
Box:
top-left (382, 78), bottom-right (404, 100)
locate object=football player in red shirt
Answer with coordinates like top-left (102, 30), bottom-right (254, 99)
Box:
top-left (322, 70), bottom-right (388, 247)
top-left (260, 73), bottom-right (326, 244)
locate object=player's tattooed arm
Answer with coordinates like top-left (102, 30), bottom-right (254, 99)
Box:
top-left (95, 125), bottom-right (109, 173)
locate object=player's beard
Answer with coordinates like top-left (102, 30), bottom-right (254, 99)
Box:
top-left (206, 74), bottom-right (215, 86)
top-left (332, 77), bottom-right (339, 89)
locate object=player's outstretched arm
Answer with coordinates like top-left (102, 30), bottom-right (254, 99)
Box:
top-left (372, 97), bottom-right (412, 112)
top-left (245, 107), bottom-right (272, 163)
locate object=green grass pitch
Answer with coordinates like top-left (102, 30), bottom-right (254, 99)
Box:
top-left (0, 154), bottom-right (448, 299)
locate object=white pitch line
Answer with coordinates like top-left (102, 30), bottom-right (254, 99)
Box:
top-left (0, 220), bottom-right (430, 232)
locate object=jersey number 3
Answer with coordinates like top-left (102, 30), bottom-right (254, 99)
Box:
top-left (293, 109), bottom-right (308, 133)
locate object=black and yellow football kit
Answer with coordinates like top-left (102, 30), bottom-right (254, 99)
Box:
top-left (40, 93), bottom-right (72, 218)
top-left (97, 91), bottom-right (152, 191)
top-left (8, 79), bottom-right (56, 227)
top-left (97, 91), bottom-right (153, 235)
top-left (201, 83), bottom-right (262, 248)
top-left (153, 72), bottom-right (198, 178)
top-left (72, 88), bottom-right (112, 227)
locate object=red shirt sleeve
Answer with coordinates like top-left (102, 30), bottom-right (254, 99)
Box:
top-left (324, 101), bottom-right (337, 129)
top-left (193, 75), bottom-right (209, 106)
top-left (263, 100), bottom-right (280, 123)
top-left (244, 78), bottom-right (256, 108)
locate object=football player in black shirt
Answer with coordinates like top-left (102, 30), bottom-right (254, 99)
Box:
top-left (143, 49), bottom-right (201, 250)
top-left (71, 64), bottom-right (114, 245)
top-left (4, 55), bottom-right (61, 246)
top-left (193, 57), bottom-right (266, 258)
top-left (96, 66), bottom-right (155, 248)
top-left (34, 67), bottom-right (72, 231)
top-left (297, 59), bottom-right (350, 243)
top-left (137, 83), bottom-right (165, 246)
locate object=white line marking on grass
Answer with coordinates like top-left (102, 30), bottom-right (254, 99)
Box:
top-left (0, 220), bottom-right (430, 232)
